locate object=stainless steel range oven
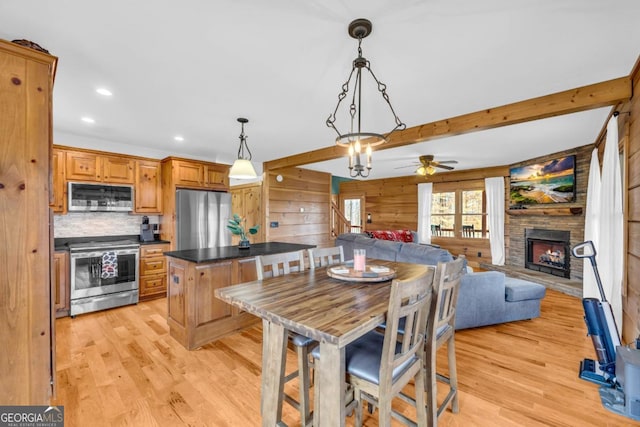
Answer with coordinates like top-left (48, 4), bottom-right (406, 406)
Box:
top-left (68, 240), bottom-right (140, 316)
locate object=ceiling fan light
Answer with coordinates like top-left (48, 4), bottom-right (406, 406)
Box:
top-left (426, 165), bottom-right (436, 175)
top-left (416, 166), bottom-right (426, 176)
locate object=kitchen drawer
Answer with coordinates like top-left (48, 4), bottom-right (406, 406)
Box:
top-left (140, 274), bottom-right (167, 296)
top-left (141, 244), bottom-right (167, 258)
top-left (141, 257), bottom-right (166, 275)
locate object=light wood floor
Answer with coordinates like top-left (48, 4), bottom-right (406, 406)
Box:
top-left (53, 290), bottom-right (637, 426)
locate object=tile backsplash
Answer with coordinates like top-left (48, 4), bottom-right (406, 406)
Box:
top-left (54, 212), bottom-right (160, 238)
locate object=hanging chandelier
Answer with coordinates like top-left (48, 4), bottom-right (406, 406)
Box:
top-left (326, 18), bottom-right (405, 178)
top-left (228, 117), bottom-right (258, 179)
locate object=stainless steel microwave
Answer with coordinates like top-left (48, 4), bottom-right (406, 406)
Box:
top-left (68, 182), bottom-right (134, 212)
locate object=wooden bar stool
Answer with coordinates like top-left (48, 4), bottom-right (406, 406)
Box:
top-left (425, 257), bottom-right (466, 426)
top-left (256, 251), bottom-right (316, 426)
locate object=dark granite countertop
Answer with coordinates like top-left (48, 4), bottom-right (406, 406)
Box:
top-left (54, 235), bottom-right (171, 251)
top-left (164, 242), bottom-right (315, 263)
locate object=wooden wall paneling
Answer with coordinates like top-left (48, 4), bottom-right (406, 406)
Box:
top-left (627, 58), bottom-right (640, 342)
top-left (624, 253), bottom-right (640, 341)
top-left (629, 221), bottom-right (640, 257)
top-left (627, 186), bottom-right (640, 221)
top-left (0, 39), bottom-right (56, 404)
top-left (630, 150), bottom-right (640, 190)
top-left (265, 167), bottom-right (332, 247)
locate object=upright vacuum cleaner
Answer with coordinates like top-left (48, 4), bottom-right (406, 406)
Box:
top-left (572, 241), bottom-right (640, 421)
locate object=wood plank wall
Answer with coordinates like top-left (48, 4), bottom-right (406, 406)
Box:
top-left (339, 167), bottom-right (508, 265)
top-left (264, 167), bottom-right (333, 248)
top-left (624, 60), bottom-right (640, 342)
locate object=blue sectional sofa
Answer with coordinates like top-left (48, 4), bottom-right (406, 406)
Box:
top-left (335, 233), bottom-right (546, 330)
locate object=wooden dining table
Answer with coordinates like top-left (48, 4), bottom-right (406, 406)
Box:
top-left (215, 259), bottom-right (429, 427)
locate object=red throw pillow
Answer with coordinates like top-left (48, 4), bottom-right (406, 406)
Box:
top-left (394, 229), bottom-right (414, 243)
top-left (367, 229), bottom-right (414, 242)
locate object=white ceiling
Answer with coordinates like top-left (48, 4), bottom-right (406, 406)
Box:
top-left (1, 1), bottom-right (639, 182)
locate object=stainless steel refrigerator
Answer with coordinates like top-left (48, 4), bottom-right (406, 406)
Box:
top-left (175, 189), bottom-right (232, 250)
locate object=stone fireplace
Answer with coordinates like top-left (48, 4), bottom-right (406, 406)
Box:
top-left (525, 228), bottom-right (571, 278)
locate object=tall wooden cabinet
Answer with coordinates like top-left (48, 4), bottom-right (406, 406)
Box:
top-left (0, 39), bottom-right (56, 404)
top-left (230, 182), bottom-right (264, 245)
top-left (160, 157), bottom-right (230, 249)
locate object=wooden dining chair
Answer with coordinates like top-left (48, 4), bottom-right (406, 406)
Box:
top-left (315, 267), bottom-right (436, 426)
top-left (255, 250), bottom-right (315, 426)
top-left (307, 246), bottom-right (344, 269)
top-left (425, 256), bottom-right (466, 426)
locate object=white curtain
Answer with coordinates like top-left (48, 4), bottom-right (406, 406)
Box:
top-left (485, 177), bottom-right (505, 265)
top-left (598, 115), bottom-right (624, 330)
top-left (583, 148), bottom-right (601, 299)
top-left (417, 183), bottom-right (433, 244)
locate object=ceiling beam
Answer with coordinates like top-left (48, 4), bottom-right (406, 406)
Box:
top-left (264, 76), bottom-right (631, 171)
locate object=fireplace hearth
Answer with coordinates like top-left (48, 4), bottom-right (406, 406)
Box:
top-left (525, 228), bottom-right (571, 278)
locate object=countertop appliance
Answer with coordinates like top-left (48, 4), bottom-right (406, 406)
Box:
top-left (68, 240), bottom-right (140, 316)
top-left (176, 189), bottom-right (232, 250)
top-left (140, 216), bottom-right (155, 242)
top-left (68, 182), bottom-right (134, 212)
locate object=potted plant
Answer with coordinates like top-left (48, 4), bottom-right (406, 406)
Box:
top-left (227, 213), bottom-right (260, 249)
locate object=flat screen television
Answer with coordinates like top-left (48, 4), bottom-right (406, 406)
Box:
top-left (509, 155), bottom-right (576, 206)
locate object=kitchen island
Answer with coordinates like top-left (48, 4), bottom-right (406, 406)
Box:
top-left (164, 242), bottom-right (314, 350)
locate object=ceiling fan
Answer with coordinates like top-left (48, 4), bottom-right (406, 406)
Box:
top-left (396, 155), bottom-right (458, 175)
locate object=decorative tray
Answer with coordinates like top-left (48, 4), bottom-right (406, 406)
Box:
top-left (327, 264), bottom-right (396, 283)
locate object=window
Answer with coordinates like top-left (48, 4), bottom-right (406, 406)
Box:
top-left (430, 192), bottom-right (455, 237)
top-left (431, 187), bottom-right (487, 238)
top-left (343, 198), bottom-right (362, 233)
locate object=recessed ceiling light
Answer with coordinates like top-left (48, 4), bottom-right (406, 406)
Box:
top-left (81, 117), bottom-right (95, 124)
top-left (174, 135), bottom-right (185, 142)
top-left (96, 88), bottom-right (112, 96)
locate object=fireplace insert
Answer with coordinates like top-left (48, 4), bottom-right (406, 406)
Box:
top-left (525, 228), bottom-right (571, 278)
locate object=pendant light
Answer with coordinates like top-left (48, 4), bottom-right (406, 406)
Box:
top-left (326, 19), bottom-right (405, 178)
top-left (228, 117), bottom-right (257, 179)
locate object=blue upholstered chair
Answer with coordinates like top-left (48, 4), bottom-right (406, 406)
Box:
top-left (256, 251), bottom-right (316, 426)
top-left (313, 266), bottom-right (436, 426)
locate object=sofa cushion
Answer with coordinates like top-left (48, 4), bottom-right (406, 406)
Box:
top-left (504, 277), bottom-right (547, 302)
top-left (370, 239), bottom-right (402, 261)
top-left (367, 229), bottom-right (414, 242)
top-left (397, 242), bottom-right (454, 265)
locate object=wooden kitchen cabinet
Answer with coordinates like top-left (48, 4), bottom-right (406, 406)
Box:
top-left (160, 157), bottom-right (231, 248)
top-left (139, 243), bottom-right (170, 300)
top-left (51, 148), bottom-right (66, 213)
top-left (65, 150), bottom-right (100, 181)
top-left (166, 158), bottom-right (230, 190)
top-left (65, 149), bottom-right (134, 184)
top-left (173, 160), bottom-right (204, 187)
top-left (166, 255), bottom-right (258, 349)
top-left (135, 160), bottom-right (162, 214)
top-left (0, 39), bottom-right (56, 404)
top-left (204, 164), bottom-right (229, 189)
top-left (53, 251), bottom-right (70, 317)
top-left (102, 155), bottom-right (135, 183)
